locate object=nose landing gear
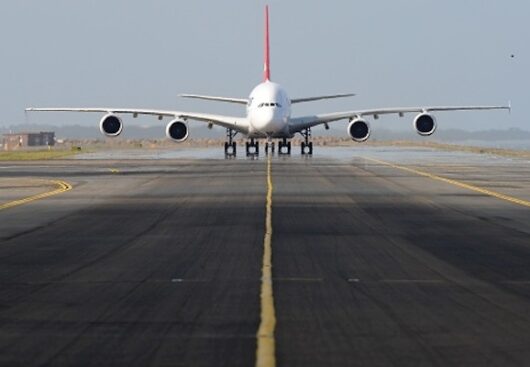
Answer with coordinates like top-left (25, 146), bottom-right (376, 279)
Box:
top-left (264, 141), bottom-right (275, 155)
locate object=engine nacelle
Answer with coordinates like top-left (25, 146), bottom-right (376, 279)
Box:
top-left (414, 113), bottom-right (437, 136)
top-left (348, 118), bottom-right (370, 142)
top-left (99, 113), bottom-right (123, 137)
top-left (166, 120), bottom-right (189, 142)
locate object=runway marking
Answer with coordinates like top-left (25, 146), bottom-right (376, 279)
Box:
top-left (0, 180), bottom-right (72, 211)
top-left (273, 277), bottom-right (323, 282)
top-left (170, 278), bottom-right (208, 283)
top-left (380, 279), bottom-right (445, 284)
top-left (256, 155), bottom-right (276, 367)
top-left (364, 157), bottom-right (530, 209)
top-left (347, 278), bottom-right (445, 284)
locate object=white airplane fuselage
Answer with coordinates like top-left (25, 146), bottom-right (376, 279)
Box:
top-left (246, 81), bottom-right (292, 138)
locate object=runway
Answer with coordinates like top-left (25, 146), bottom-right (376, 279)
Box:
top-left (1, 146), bottom-right (530, 366)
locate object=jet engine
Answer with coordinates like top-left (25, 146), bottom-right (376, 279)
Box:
top-left (348, 118), bottom-right (370, 142)
top-left (414, 113), bottom-right (437, 136)
top-left (99, 113), bottom-right (123, 137)
top-left (166, 120), bottom-right (189, 142)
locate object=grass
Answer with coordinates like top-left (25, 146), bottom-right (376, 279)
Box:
top-left (0, 149), bottom-right (81, 161)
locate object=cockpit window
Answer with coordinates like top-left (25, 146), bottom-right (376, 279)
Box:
top-left (257, 102), bottom-right (282, 108)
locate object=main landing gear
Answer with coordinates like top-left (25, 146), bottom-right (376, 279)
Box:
top-left (224, 130), bottom-right (312, 157)
top-left (246, 138), bottom-right (259, 156)
top-left (300, 128), bottom-right (313, 155)
top-left (224, 128), bottom-right (237, 157)
top-left (278, 138), bottom-right (291, 155)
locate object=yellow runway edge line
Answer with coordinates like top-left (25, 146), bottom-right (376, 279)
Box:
top-left (0, 180), bottom-right (72, 211)
top-left (365, 157), bottom-right (530, 209)
top-left (256, 155), bottom-right (276, 367)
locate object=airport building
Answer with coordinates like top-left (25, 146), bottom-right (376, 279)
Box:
top-left (2, 132), bottom-right (55, 151)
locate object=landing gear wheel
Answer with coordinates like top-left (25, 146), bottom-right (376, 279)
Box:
top-left (265, 142), bottom-right (276, 155)
top-left (224, 141), bottom-right (236, 157)
top-left (278, 139), bottom-right (291, 155)
top-left (246, 139), bottom-right (259, 156)
top-left (224, 129), bottom-right (238, 158)
top-left (301, 141), bottom-right (313, 155)
top-left (300, 128), bottom-right (313, 155)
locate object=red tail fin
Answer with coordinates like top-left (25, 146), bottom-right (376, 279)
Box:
top-left (263, 5), bottom-right (271, 81)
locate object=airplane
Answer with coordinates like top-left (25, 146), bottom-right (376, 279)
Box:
top-left (26, 6), bottom-right (510, 157)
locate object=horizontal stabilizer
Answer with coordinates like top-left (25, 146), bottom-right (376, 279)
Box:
top-left (178, 94), bottom-right (248, 105)
top-left (291, 93), bottom-right (356, 104)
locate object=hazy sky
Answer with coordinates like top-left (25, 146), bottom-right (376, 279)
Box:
top-left (0, 0), bottom-right (527, 133)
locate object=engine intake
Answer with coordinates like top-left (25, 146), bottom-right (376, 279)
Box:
top-left (99, 114), bottom-right (123, 137)
top-left (166, 120), bottom-right (189, 142)
top-left (414, 113), bottom-right (437, 136)
top-left (348, 118), bottom-right (370, 142)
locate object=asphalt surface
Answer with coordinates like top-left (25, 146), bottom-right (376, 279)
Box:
top-left (1, 146), bottom-right (530, 366)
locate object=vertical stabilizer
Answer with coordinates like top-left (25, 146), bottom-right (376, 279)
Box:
top-left (264, 5), bottom-right (271, 81)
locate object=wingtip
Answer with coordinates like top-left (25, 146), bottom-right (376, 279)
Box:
top-left (177, 94), bottom-right (194, 99)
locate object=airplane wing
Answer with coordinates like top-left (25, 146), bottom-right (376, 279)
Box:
top-left (25, 107), bottom-right (250, 133)
top-left (178, 94), bottom-right (249, 105)
top-left (289, 104), bottom-right (511, 132)
top-left (291, 93), bottom-right (356, 104)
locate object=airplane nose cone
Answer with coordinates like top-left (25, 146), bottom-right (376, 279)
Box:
top-left (254, 109), bottom-right (275, 129)
top-left (252, 107), bottom-right (286, 134)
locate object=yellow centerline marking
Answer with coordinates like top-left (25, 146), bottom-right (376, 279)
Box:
top-left (365, 157), bottom-right (530, 208)
top-left (108, 168), bottom-right (120, 173)
top-left (0, 180), bottom-right (72, 211)
top-left (256, 155), bottom-right (276, 367)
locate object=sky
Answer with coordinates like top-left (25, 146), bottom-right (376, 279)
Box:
top-left (0, 0), bottom-right (527, 133)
